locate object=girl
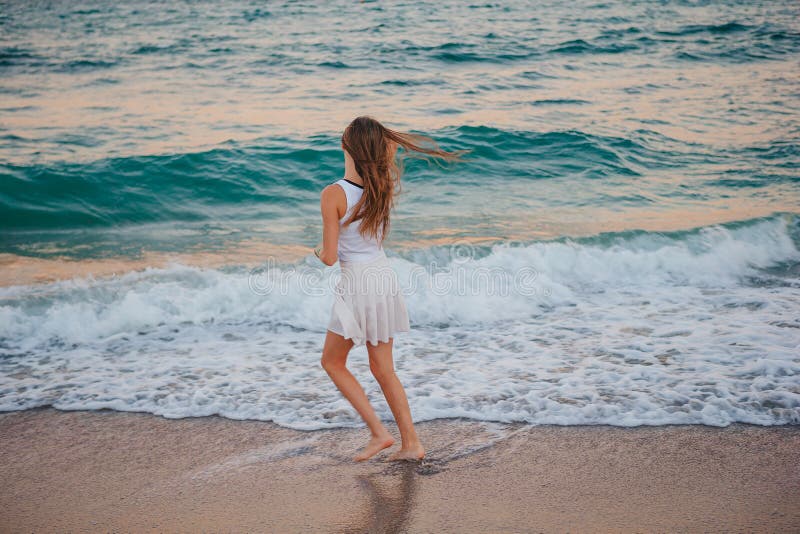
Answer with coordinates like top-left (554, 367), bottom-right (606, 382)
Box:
top-left (315, 116), bottom-right (466, 462)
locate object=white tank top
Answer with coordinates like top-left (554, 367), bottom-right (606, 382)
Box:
top-left (335, 178), bottom-right (384, 263)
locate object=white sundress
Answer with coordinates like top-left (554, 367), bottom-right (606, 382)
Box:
top-left (326, 179), bottom-right (410, 346)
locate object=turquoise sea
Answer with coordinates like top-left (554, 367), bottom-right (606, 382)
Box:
top-left (1, 0), bottom-right (799, 428)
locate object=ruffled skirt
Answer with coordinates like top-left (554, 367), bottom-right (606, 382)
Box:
top-left (327, 251), bottom-right (410, 346)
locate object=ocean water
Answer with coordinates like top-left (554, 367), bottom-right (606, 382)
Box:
top-left (1, 0), bottom-right (799, 429)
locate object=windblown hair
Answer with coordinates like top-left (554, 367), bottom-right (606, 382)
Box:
top-left (340, 116), bottom-right (469, 243)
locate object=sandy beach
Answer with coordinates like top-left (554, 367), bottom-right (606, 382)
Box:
top-left (1, 409), bottom-right (798, 532)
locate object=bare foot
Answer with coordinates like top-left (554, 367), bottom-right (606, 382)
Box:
top-left (387, 443), bottom-right (425, 462)
top-left (354, 432), bottom-right (395, 462)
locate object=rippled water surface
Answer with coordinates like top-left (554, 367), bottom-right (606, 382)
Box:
top-left (1, 0), bottom-right (798, 428)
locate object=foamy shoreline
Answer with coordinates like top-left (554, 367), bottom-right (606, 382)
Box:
top-left (1, 408), bottom-right (798, 532)
top-left (2, 214), bottom-right (798, 430)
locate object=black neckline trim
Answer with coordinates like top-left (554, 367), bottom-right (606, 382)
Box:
top-left (342, 178), bottom-right (364, 189)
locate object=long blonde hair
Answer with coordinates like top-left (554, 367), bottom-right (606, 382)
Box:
top-left (340, 116), bottom-right (469, 242)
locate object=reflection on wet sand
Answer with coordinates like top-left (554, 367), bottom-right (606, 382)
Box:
top-left (349, 465), bottom-right (418, 534)
top-left (2, 411), bottom-right (798, 531)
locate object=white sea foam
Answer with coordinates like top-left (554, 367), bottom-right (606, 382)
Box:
top-left (1, 215), bottom-right (798, 428)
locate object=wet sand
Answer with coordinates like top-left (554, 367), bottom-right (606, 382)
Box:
top-left (1, 409), bottom-right (798, 532)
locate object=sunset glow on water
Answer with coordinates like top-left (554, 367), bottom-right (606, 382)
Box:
top-left (1, 1), bottom-right (798, 428)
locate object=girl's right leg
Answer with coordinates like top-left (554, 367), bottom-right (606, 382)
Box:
top-left (321, 330), bottom-right (395, 461)
top-left (367, 338), bottom-right (425, 461)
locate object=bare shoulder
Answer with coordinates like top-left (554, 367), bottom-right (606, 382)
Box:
top-left (320, 183), bottom-right (347, 217)
top-left (321, 182), bottom-right (345, 202)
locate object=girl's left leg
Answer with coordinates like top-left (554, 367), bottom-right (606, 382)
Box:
top-left (321, 330), bottom-right (395, 461)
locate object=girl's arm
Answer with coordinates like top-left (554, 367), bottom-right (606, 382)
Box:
top-left (318, 184), bottom-right (345, 266)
